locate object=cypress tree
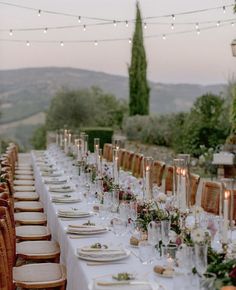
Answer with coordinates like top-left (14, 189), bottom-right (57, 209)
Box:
top-left (128, 2), bottom-right (150, 116)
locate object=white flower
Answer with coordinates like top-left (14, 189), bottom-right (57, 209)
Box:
top-left (169, 230), bottom-right (177, 243)
top-left (157, 192), bottom-right (167, 203)
top-left (191, 227), bottom-right (205, 243)
top-left (191, 205), bottom-right (203, 216)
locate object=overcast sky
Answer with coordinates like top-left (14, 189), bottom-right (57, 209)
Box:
top-left (0, 0), bottom-right (235, 84)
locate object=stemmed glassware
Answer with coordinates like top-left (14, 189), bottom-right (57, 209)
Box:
top-left (161, 219), bottom-right (171, 258)
top-left (194, 244), bottom-right (208, 276)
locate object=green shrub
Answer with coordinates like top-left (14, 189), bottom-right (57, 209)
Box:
top-left (80, 127), bottom-right (113, 152)
top-left (31, 125), bottom-right (47, 150)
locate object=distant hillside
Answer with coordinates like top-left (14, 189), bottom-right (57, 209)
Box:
top-left (0, 67), bottom-right (227, 124)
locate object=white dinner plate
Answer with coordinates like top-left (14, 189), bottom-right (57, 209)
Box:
top-left (57, 212), bottom-right (92, 218)
top-left (67, 226), bottom-right (108, 235)
top-left (76, 248), bottom-right (130, 262)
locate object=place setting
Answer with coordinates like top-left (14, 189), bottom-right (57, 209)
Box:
top-left (49, 184), bottom-right (74, 193)
top-left (89, 272), bottom-right (160, 290)
top-left (76, 242), bottom-right (130, 264)
top-left (67, 220), bottom-right (108, 236)
top-left (51, 193), bottom-right (81, 203)
top-left (57, 207), bottom-right (93, 218)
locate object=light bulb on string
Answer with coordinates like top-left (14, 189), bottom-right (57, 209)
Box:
top-left (144, 22), bottom-right (147, 29)
top-left (171, 23), bottom-right (174, 30)
top-left (172, 14), bottom-right (175, 21)
top-left (128, 38), bottom-right (132, 44)
top-left (113, 20), bottom-right (117, 27)
top-left (60, 41), bottom-right (64, 47)
top-left (125, 20), bottom-right (129, 27)
top-left (223, 6), bottom-right (226, 13)
top-left (38, 9), bottom-right (41, 16)
top-left (195, 22), bottom-right (199, 29)
top-left (197, 29), bottom-right (200, 35)
top-left (94, 40), bottom-right (98, 46)
top-left (162, 34), bottom-right (166, 40)
top-left (217, 21), bottom-right (220, 27)
top-left (78, 16), bottom-right (81, 23)
top-left (83, 25), bottom-right (86, 31)
top-left (26, 41), bottom-right (30, 46)
top-left (9, 29), bottom-right (13, 36)
top-left (43, 28), bottom-right (48, 34)
top-left (231, 22), bottom-right (235, 27)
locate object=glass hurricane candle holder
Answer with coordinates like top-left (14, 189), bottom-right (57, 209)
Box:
top-left (143, 157), bottom-right (153, 200)
top-left (173, 158), bottom-right (190, 212)
top-left (113, 148), bottom-right (119, 185)
top-left (221, 178), bottom-right (235, 244)
top-left (112, 138), bottom-right (121, 150)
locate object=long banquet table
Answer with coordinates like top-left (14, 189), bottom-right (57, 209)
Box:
top-left (31, 149), bottom-right (174, 290)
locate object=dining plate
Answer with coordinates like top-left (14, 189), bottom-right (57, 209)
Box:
top-left (76, 248), bottom-right (130, 262)
top-left (67, 226), bottom-right (108, 235)
top-left (57, 211), bottom-right (92, 218)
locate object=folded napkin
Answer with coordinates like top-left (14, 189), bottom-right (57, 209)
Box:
top-left (58, 209), bottom-right (90, 217)
top-left (42, 172), bottom-right (61, 177)
top-left (68, 224), bottom-right (106, 233)
top-left (44, 178), bottom-right (67, 185)
top-left (51, 195), bottom-right (80, 203)
top-left (93, 280), bottom-right (153, 290)
top-left (49, 186), bottom-right (73, 193)
top-left (77, 246), bottom-right (126, 259)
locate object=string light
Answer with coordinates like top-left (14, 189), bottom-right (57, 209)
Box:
top-left (113, 20), bottom-right (117, 27)
top-left (94, 40), bottom-right (98, 46)
top-left (223, 6), bottom-right (226, 13)
top-left (195, 22), bottom-right (199, 29)
top-left (78, 16), bottom-right (81, 23)
top-left (0, 1), bottom-right (234, 23)
top-left (43, 28), bottom-right (47, 34)
top-left (217, 21), bottom-right (220, 26)
top-left (144, 22), bottom-right (147, 29)
top-left (162, 34), bottom-right (166, 40)
top-left (38, 9), bottom-right (41, 17)
top-left (60, 41), bottom-right (64, 46)
top-left (231, 22), bottom-right (235, 27)
top-left (128, 38), bottom-right (132, 44)
top-left (83, 25), bottom-right (86, 31)
top-left (26, 40), bottom-right (30, 46)
top-left (171, 23), bottom-right (174, 30)
top-left (9, 29), bottom-right (13, 36)
top-left (125, 20), bottom-right (129, 27)
top-left (197, 29), bottom-right (200, 35)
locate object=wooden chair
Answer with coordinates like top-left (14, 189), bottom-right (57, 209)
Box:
top-left (165, 166), bottom-right (174, 194)
top-left (14, 212), bottom-right (47, 225)
top-left (131, 153), bottom-right (143, 178)
top-left (201, 181), bottom-right (221, 215)
top-left (118, 149), bottom-right (126, 169)
top-left (0, 225), bottom-right (10, 290)
top-left (0, 219), bottom-right (66, 290)
top-left (189, 173), bottom-right (200, 206)
top-left (123, 151), bottom-right (134, 171)
top-left (14, 201), bottom-right (44, 213)
top-left (14, 191), bottom-right (39, 201)
top-left (153, 161), bottom-right (166, 187)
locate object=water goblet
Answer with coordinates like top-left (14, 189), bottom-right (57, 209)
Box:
top-left (138, 241), bottom-right (154, 264)
top-left (194, 243), bottom-right (208, 276)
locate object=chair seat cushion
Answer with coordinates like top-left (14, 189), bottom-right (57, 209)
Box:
top-left (15, 175), bottom-right (35, 181)
top-left (15, 170), bottom-right (33, 176)
top-left (14, 212), bottom-right (47, 224)
top-left (13, 263), bottom-right (65, 283)
top-left (14, 201), bottom-right (43, 211)
top-left (16, 241), bottom-right (60, 255)
top-left (14, 185), bottom-right (36, 192)
top-left (14, 191), bottom-right (39, 201)
top-left (14, 180), bottom-right (35, 186)
top-left (16, 226), bottom-right (50, 238)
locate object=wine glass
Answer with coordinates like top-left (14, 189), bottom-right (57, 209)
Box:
top-left (148, 221), bottom-right (161, 260)
top-left (161, 220), bottom-right (171, 258)
top-left (129, 201), bottom-right (138, 221)
top-left (194, 243), bottom-right (208, 276)
top-left (138, 241), bottom-right (154, 264)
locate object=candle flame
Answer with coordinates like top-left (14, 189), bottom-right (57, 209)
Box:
top-left (225, 190), bottom-right (230, 199)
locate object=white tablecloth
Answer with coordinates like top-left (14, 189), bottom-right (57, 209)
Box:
top-left (31, 151), bottom-right (174, 290)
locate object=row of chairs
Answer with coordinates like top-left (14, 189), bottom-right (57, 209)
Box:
top-left (103, 143), bottom-right (231, 214)
top-left (0, 143), bottom-right (66, 290)
top-left (103, 143), bottom-right (200, 206)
